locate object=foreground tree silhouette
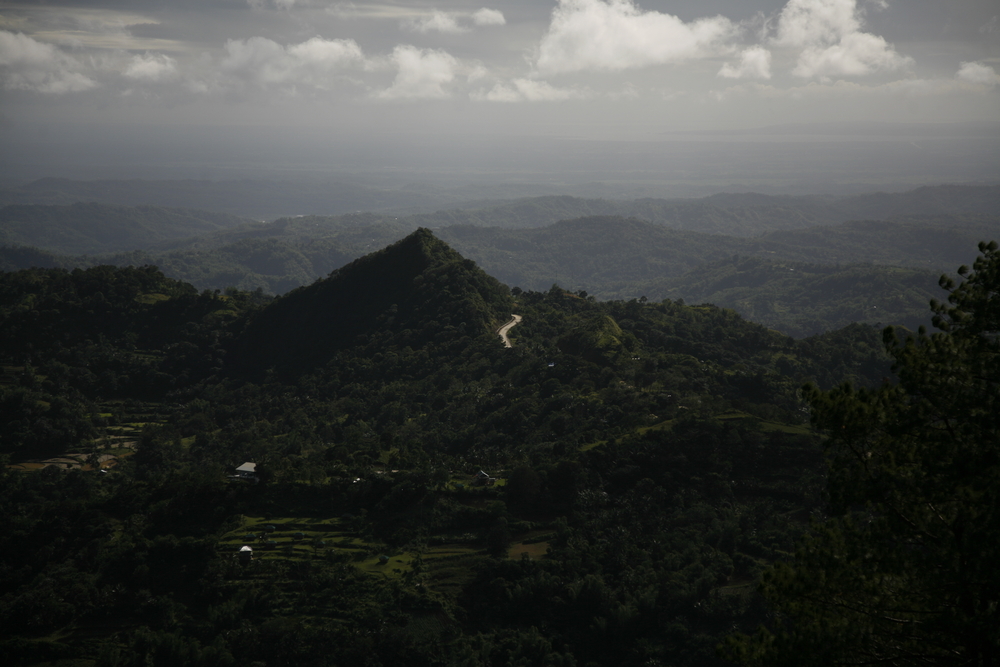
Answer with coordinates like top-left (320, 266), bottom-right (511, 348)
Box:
top-left (725, 241), bottom-right (1000, 666)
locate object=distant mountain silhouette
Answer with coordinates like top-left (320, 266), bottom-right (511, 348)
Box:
top-left (0, 201), bottom-right (247, 254)
top-left (230, 229), bottom-right (514, 379)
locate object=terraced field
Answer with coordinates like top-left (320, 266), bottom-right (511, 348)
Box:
top-left (218, 515), bottom-right (487, 595)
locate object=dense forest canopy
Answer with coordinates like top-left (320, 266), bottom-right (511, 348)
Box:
top-left (1, 220), bottom-right (996, 666)
top-left (726, 241), bottom-right (1000, 666)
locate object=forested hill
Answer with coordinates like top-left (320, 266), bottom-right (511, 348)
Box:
top-left (0, 202), bottom-right (248, 254)
top-left (834, 184), bottom-right (1000, 220)
top-left (410, 185), bottom-right (1000, 234)
top-left (230, 228), bottom-right (514, 379)
top-left (2, 185), bottom-right (997, 339)
top-left (5, 212), bottom-right (996, 337)
top-left (437, 214), bottom-right (1000, 289)
top-left (6, 238), bottom-right (996, 666)
top-left (5, 179), bottom-right (997, 233)
top-left (600, 256), bottom-right (942, 338)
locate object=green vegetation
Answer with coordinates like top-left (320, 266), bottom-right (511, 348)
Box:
top-left (0, 228), bottom-right (995, 666)
top-left (725, 241), bottom-right (1000, 665)
top-left (3, 185), bottom-right (998, 340)
top-left (0, 202), bottom-right (247, 255)
top-left (605, 255), bottom-right (942, 337)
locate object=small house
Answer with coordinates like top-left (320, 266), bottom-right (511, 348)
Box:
top-left (473, 470), bottom-right (496, 487)
top-left (231, 462), bottom-right (259, 483)
top-left (238, 545), bottom-right (253, 564)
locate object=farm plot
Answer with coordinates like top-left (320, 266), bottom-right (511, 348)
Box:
top-left (218, 516), bottom-right (490, 595)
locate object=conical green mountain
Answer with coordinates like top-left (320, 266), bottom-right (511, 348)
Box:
top-left (231, 228), bottom-right (514, 378)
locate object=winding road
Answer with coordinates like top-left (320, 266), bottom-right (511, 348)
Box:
top-left (497, 314), bottom-right (522, 348)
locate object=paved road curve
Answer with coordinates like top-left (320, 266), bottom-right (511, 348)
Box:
top-left (497, 314), bottom-right (522, 348)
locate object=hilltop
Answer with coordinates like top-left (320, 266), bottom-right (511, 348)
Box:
top-left (230, 228), bottom-right (514, 379)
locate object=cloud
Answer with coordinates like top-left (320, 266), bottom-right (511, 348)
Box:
top-left (123, 52), bottom-right (177, 81)
top-left (377, 45), bottom-right (456, 99)
top-left (476, 78), bottom-right (587, 102)
top-left (404, 8), bottom-right (506, 33)
top-left (773, 0), bottom-right (859, 48)
top-left (405, 11), bottom-right (467, 34)
top-left (717, 73), bottom-right (998, 103)
top-left (718, 46), bottom-right (772, 79)
top-left (535, 0), bottom-right (736, 75)
top-left (472, 9), bottom-right (506, 27)
top-left (221, 36), bottom-right (365, 89)
top-left (957, 61), bottom-right (1000, 87)
top-left (0, 30), bottom-right (96, 93)
top-left (247, 0), bottom-right (297, 10)
top-left (467, 63), bottom-right (489, 83)
top-left (793, 31), bottom-right (910, 78)
top-left (773, 0), bottom-right (912, 78)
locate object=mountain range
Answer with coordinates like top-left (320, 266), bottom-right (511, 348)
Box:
top-left (2, 184), bottom-right (998, 337)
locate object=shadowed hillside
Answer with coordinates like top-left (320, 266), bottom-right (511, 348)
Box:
top-left (231, 228), bottom-right (514, 379)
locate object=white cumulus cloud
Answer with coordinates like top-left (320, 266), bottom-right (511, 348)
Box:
top-left (377, 45), bottom-right (456, 99)
top-left (0, 30), bottom-right (96, 93)
top-left (405, 8), bottom-right (506, 33)
top-left (472, 8), bottom-right (506, 27)
top-left (773, 0), bottom-right (911, 78)
top-left (535, 0), bottom-right (736, 75)
top-left (718, 46), bottom-right (772, 79)
top-left (221, 35), bottom-right (365, 89)
top-left (405, 11), bottom-right (467, 34)
top-left (956, 61), bottom-right (1000, 87)
top-left (773, 0), bottom-right (859, 48)
top-left (793, 31), bottom-right (910, 78)
top-left (123, 52), bottom-right (177, 81)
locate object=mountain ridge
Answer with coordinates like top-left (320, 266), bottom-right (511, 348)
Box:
top-left (230, 228), bottom-right (514, 379)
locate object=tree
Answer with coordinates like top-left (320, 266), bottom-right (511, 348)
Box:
top-left (486, 517), bottom-right (512, 558)
top-left (725, 241), bottom-right (1000, 666)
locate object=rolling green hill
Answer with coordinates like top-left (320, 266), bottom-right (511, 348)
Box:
top-left (6, 179), bottom-right (997, 234)
top-left (600, 256), bottom-right (942, 338)
top-left (3, 187), bottom-right (997, 339)
top-left (0, 202), bottom-right (248, 254)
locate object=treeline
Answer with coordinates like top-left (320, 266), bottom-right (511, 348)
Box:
top-left (603, 255), bottom-right (941, 338)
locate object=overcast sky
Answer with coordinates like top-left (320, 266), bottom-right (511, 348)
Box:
top-left (1, 0), bottom-right (998, 186)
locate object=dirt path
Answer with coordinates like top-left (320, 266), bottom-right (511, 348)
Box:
top-left (497, 314), bottom-right (522, 348)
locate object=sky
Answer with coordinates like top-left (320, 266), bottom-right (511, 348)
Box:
top-left (1, 0), bottom-right (998, 189)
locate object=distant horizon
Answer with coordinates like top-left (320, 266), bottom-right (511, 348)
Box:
top-left (3, 118), bottom-right (999, 200)
top-left (3, 1), bottom-right (998, 195)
